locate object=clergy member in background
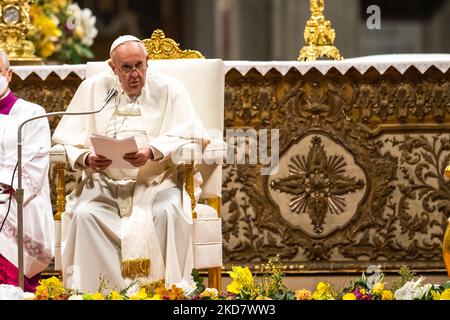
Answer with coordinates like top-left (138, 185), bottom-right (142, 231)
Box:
top-left (0, 49), bottom-right (54, 292)
top-left (52, 35), bottom-right (209, 293)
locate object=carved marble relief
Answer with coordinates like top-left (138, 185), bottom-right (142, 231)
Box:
top-left (269, 134), bottom-right (366, 237)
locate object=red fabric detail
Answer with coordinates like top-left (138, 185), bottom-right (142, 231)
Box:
top-left (0, 253), bottom-right (40, 292)
top-left (0, 91), bottom-right (18, 115)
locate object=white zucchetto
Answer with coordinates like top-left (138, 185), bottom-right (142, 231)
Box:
top-left (110, 35), bottom-right (142, 55)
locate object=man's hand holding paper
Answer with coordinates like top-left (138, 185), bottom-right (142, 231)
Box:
top-left (89, 133), bottom-right (140, 169)
top-left (123, 147), bottom-right (154, 167)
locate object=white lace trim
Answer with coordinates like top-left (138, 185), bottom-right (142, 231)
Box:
top-left (225, 54), bottom-right (450, 75)
top-left (11, 64), bottom-right (86, 80)
top-left (9, 54), bottom-right (450, 80)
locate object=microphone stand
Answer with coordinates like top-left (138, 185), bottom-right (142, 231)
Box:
top-left (16, 88), bottom-right (118, 290)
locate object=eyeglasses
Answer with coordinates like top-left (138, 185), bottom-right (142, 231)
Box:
top-left (116, 62), bottom-right (146, 74)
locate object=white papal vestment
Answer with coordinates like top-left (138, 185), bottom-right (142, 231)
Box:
top-left (0, 99), bottom-right (54, 277)
top-left (52, 67), bottom-right (209, 293)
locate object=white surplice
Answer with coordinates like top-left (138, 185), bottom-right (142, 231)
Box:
top-left (52, 68), bottom-right (209, 292)
top-left (0, 99), bottom-right (54, 277)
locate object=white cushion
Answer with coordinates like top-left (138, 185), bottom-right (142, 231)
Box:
top-left (192, 203), bottom-right (222, 269)
top-left (193, 204), bottom-right (222, 244)
top-left (54, 221), bottom-right (62, 271)
top-left (193, 243), bottom-right (223, 269)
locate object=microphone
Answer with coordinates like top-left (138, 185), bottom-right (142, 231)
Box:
top-left (15, 88), bottom-right (118, 289)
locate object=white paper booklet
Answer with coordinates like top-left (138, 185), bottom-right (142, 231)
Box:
top-left (90, 133), bottom-right (138, 169)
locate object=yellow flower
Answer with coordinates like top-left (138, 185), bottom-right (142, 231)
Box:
top-left (381, 290), bottom-right (394, 300)
top-left (199, 288), bottom-right (219, 300)
top-left (29, 0), bottom-right (97, 63)
top-left (41, 16), bottom-right (61, 37)
top-left (342, 293), bottom-right (357, 300)
top-left (109, 291), bottom-right (123, 300)
top-left (312, 282), bottom-right (335, 300)
top-left (91, 292), bottom-right (105, 300)
top-left (49, 0), bottom-right (68, 13)
top-left (35, 276), bottom-right (66, 299)
top-left (295, 289), bottom-right (312, 300)
top-left (227, 279), bottom-right (242, 295)
top-left (431, 290), bottom-right (441, 300)
top-left (433, 288), bottom-right (450, 300)
top-left (227, 266), bottom-right (254, 294)
top-left (316, 282), bottom-right (327, 291)
top-left (441, 289), bottom-right (450, 300)
top-left (39, 41), bottom-right (56, 58)
top-left (129, 288), bottom-right (148, 300)
top-left (153, 285), bottom-right (185, 300)
top-left (372, 282), bottom-right (384, 295)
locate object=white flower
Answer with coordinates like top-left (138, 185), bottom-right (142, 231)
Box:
top-left (23, 292), bottom-right (36, 300)
top-left (68, 294), bottom-right (84, 300)
top-left (394, 277), bottom-right (432, 300)
top-left (79, 8), bottom-right (98, 46)
top-left (174, 278), bottom-right (197, 296)
top-left (202, 288), bottom-right (219, 299)
top-left (0, 285), bottom-right (24, 300)
top-left (67, 3), bottom-right (98, 46)
top-left (125, 282), bottom-right (141, 297)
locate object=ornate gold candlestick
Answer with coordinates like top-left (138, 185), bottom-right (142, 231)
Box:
top-left (0, 0), bottom-right (42, 65)
top-left (298, 0), bottom-right (342, 61)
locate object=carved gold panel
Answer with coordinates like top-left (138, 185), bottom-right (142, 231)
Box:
top-left (223, 66), bottom-right (450, 273)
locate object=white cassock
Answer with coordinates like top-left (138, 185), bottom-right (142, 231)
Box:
top-left (52, 67), bottom-right (209, 293)
top-left (0, 98), bottom-right (54, 277)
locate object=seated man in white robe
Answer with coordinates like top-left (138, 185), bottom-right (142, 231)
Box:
top-left (52, 35), bottom-right (209, 293)
top-left (0, 49), bottom-right (54, 292)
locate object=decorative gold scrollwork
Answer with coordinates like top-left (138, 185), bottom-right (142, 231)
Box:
top-left (142, 29), bottom-right (204, 60)
top-left (0, 0), bottom-right (42, 64)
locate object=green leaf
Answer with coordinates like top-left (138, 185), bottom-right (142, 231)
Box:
top-left (191, 269), bottom-right (205, 296)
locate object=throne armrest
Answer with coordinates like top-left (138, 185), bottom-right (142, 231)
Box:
top-left (50, 144), bottom-right (67, 164)
top-left (171, 142), bottom-right (225, 271)
top-left (171, 139), bottom-right (226, 203)
top-left (171, 139), bottom-right (227, 165)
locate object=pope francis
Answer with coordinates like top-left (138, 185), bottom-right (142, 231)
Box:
top-left (52, 35), bottom-right (210, 293)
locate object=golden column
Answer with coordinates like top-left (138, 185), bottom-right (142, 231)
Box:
top-left (298, 0), bottom-right (342, 61)
top-left (0, 0), bottom-right (42, 65)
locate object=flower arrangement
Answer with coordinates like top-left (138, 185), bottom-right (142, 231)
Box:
top-left (2, 261), bottom-right (450, 300)
top-left (29, 0), bottom-right (98, 64)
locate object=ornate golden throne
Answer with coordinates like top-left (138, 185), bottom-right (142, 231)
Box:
top-left (50, 30), bottom-right (225, 290)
